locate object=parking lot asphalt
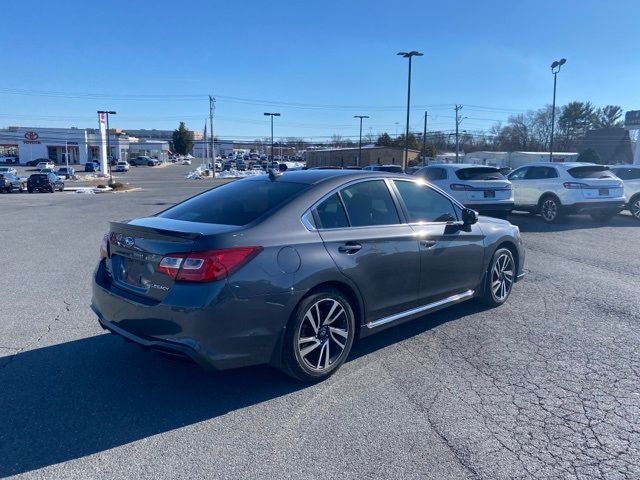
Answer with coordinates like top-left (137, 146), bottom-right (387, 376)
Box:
top-left (1, 164), bottom-right (639, 479)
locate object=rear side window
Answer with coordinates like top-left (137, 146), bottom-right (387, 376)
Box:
top-left (394, 180), bottom-right (458, 223)
top-left (315, 193), bottom-right (349, 229)
top-left (611, 168), bottom-right (640, 180)
top-left (340, 180), bottom-right (400, 227)
top-left (525, 167), bottom-right (558, 179)
top-left (417, 167), bottom-right (447, 181)
top-left (455, 167), bottom-right (505, 180)
top-left (567, 166), bottom-right (615, 179)
top-left (159, 180), bottom-right (309, 226)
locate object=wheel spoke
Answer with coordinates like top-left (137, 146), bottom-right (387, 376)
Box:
top-left (323, 300), bottom-right (344, 326)
top-left (305, 309), bottom-right (318, 334)
top-left (316, 341), bottom-right (328, 369)
top-left (299, 336), bottom-right (317, 345)
top-left (324, 341), bottom-right (330, 368)
top-left (329, 327), bottom-right (348, 349)
top-left (300, 339), bottom-right (321, 358)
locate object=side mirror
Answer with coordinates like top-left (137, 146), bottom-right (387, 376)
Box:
top-left (462, 208), bottom-right (479, 225)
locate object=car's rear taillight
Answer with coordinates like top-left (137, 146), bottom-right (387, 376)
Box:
top-left (450, 183), bottom-right (472, 191)
top-left (157, 247), bottom-right (263, 282)
top-left (563, 182), bottom-right (587, 189)
top-left (99, 233), bottom-right (110, 259)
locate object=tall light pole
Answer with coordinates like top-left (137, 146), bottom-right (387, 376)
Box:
top-left (97, 110), bottom-right (116, 184)
top-left (398, 51), bottom-right (423, 170)
top-left (549, 58), bottom-right (566, 162)
top-left (264, 112), bottom-right (280, 161)
top-left (354, 115), bottom-right (369, 166)
top-left (422, 111), bottom-right (428, 165)
top-left (454, 105), bottom-right (465, 163)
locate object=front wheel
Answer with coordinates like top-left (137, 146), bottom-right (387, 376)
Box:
top-left (629, 196), bottom-right (640, 221)
top-left (27, 187), bottom-right (33, 193)
top-left (282, 289), bottom-right (355, 382)
top-left (540, 196), bottom-right (562, 223)
top-left (479, 248), bottom-right (515, 307)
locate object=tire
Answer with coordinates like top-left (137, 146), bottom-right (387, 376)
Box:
top-left (49, 185), bottom-right (54, 193)
top-left (478, 248), bottom-right (515, 307)
top-left (7, 185), bottom-right (13, 193)
top-left (59, 185), bottom-right (64, 192)
top-left (27, 187), bottom-right (33, 193)
top-left (281, 288), bottom-right (356, 382)
top-left (539, 195), bottom-right (562, 223)
top-left (629, 195), bottom-right (640, 221)
top-left (590, 211), bottom-right (615, 222)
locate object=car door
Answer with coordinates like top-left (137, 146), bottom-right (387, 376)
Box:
top-left (523, 166), bottom-right (558, 205)
top-left (391, 179), bottom-right (485, 303)
top-left (314, 179), bottom-right (421, 323)
top-left (507, 167), bottom-right (529, 206)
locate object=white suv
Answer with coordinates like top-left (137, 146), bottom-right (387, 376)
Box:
top-left (36, 161), bottom-right (55, 171)
top-left (413, 164), bottom-right (513, 218)
top-left (508, 162), bottom-right (625, 223)
top-left (609, 165), bottom-right (640, 220)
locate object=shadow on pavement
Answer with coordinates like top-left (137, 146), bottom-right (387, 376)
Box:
top-left (0, 301), bottom-right (481, 477)
top-left (508, 211), bottom-right (639, 233)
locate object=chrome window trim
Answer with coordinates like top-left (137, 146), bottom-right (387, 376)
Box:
top-left (366, 289), bottom-right (475, 329)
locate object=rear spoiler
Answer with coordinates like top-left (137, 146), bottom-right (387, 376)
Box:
top-left (109, 221), bottom-right (203, 241)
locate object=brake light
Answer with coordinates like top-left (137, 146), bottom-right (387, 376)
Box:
top-left (99, 233), bottom-right (110, 259)
top-left (450, 183), bottom-right (472, 191)
top-left (157, 247), bottom-right (263, 282)
top-left (563, 182), bottom-right (587, 189)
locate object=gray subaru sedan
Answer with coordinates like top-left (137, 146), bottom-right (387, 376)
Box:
top-left (92, 170), bottom-right (525, 382)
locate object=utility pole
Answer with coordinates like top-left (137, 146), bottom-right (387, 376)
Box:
top-left (455, 105), bottom-right (463, 163)
top-left (354, 115), bottom-right (369, 166)
top-left (422, 111), bottom-right (428, 166)
top-left (549, 58), bottom-right (566, 162)
top-left (397, 51), bottom-right (423, 171)
top-left (209, 95), bottom-right (216, 178)
top-left (264, 113), bottom-right (281, 162)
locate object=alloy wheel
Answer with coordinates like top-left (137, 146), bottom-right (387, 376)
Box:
top-left (297, 298), bottom-right (350, 372)
top-left (491, 253), bottom-right (514, 302)
top-left (541, 199), bottom-right (558, 222)
top-left (631, 199), bottom-right (640, 220)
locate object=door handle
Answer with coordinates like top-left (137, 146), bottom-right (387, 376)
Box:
top-left (419, 239), bottom-right (437, 248)
top-left (338, 242), bottom-right (362, 254)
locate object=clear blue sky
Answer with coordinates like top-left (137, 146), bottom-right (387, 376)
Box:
top-left (1, 0), bottom-right (638, 141)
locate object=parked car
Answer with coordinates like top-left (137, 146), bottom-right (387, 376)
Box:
top-left (608, 165), bottom-right (640, 220)
top-left (0, 173), bottom-right (26, 193)
top-left (507, 163), bottom-right (625, 223)
top-left (27, 173), bottom-right (64, 193)
top-left (84, 161), bottom-right (100, 172)
top-left (414, 164), bottom-right (514, 218)
top-left (92, 170), bottom-right (525, 382)
top-left (114, 161), bottom-right (130, 172)
top-left (36, 161), bottom-right (55, 171)
top-left (250, 164), bottom-right (264, 172)
top-left (55, 166), bottom-right (75, 179)
top-left (25, 158), bottom-right (48, 167)
top-left (236, 160), bottom-right (247, 171)
top-left (147, 158), bottom-right (160, 166)
top-left (363, 164), bottom-right (405, 174)
top-left (0, 155), bottom-right (19, 164)
top-left (0, 166), bottom-right (18, 176)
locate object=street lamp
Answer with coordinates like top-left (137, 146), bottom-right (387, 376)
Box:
top-left (354, 115), bottom-right (369, 166)
top-left (264, 112), bottom-right (280, 161)
top-left (97, 110), bottom-right (116, 185)
top-left (398, 51), bottom-right (423, 170)
top-left (549, 58), bottom-right (566, 162)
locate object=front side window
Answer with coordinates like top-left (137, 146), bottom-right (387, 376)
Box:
top-left (508, 167), bottom-right (528, 180)
top-left (394, 180), bottom-right (458, 223)
top-left (339, 180), bottom-right (400, 227)
top-left (611, 168), bottom-right (640, 180)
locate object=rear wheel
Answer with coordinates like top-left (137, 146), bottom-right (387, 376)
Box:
top-left (629, 195), bottom-right (640, 221)
top-left (7, 185), bottom-right (13, 193)
top-left (49, 185), bottom-right (54, 193)
top-left (282, 289), bottom-right (355, 382)
top-left (27, 187), bottom-right (33, 193)
top-left (539, 196), bottom-right (562, 223)
top-left (479, 248), bottom-right (515, 307)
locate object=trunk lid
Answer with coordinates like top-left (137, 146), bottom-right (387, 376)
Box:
top-left (107, 217), bottom-right (239, 302)
top-left (462, 179), bottom-right (513, 202)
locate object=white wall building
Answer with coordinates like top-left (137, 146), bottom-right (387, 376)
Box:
top-left (464, 151), bottom-right (579, 168)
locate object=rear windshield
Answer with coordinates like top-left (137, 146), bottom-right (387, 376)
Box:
top-left (455, 167), bottom-right (505, 180)
top-left (159, 179), bottom-right (309, 226)
top-left (567, 166), bottom-right (615, 179)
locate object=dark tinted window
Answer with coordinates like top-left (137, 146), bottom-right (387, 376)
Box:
top-left (610, 168), bottom-right (640, 180)
top-left (416, 167), bottom-right (447, 181)
top-left (567, 165), bottom-right (615, 179)
top-left (508, 167), bottom-right (528, 180)
top-left (455, 167), bottom-right (505, 180)
top-left (159, 180), bottom-right (309, 226)
top-left (525, 167), bottom-right (558, 179)
top-left (340, 180), bottom-right (400, 227)
top-left (394, 180), bottom-right (458, 223)
top-left (315, 193), bottom-right (348, 229)
top-left (376, 165), bottom-right (404, 173)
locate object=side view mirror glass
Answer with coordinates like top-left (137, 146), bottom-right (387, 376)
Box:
top-left (462, 208), bottom-right (479, 225)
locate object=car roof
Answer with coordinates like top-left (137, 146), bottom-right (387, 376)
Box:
top-left (241, 169), bottom-right (406, 185)
top-left (609, 164), bottom-right (640, 169)
top-left (422, 163), bottom-right (500, 170)
top-left (516, 162), bottom-right (596, 169)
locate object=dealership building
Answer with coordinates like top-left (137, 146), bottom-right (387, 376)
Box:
top-left (0, 126), bottom-right (169, 164)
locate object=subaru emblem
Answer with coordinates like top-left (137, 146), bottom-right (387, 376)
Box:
top-left (123, 236), bottom-right (135, 248)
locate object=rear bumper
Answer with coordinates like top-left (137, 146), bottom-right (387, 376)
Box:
top-left (563, 200), bottom-right (625, 214)
top-left (91, 260), bottom-right (293, 371)
top-left (466, 201), bottom-right (514, 214)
